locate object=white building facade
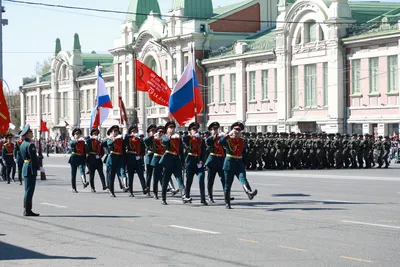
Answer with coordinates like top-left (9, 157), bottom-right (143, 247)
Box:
top-left (20, 0), bottom-right (400, 138)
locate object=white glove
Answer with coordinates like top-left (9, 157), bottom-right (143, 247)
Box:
top-left (78, 137), bottom-right (85, 141)
top-left (229, 130), bottom-right (235, 136)
top-left (218, 132), bottom-right (226, 138)
top-left (134, 133), bottom-right (139, 138)
top-left (171, 134), bottom-right (180, 139)
top-left (193, 133), bottom-right (200, 138)
top-left (115, 135), bottom-right (122, 139)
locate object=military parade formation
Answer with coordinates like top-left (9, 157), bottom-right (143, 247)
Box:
top-left (0, 122), bottom-right (394, 217)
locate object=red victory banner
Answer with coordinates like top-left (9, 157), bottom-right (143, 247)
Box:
top-left (0, 80), bottom-right (10, 134)
top-left (135, 59), bottom-right (171, 107)
top-left (40, 120), bottom-right (49, 132)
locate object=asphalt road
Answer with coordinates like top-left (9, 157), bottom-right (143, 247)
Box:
top-left (1, 155), bottom-right (400, 267)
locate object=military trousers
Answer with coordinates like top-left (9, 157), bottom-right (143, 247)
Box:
top-left (145, 164), bottom-right (154, 191)
top-left (223, 169), bottom-right (247, 194)
top-left (161, 168), bottom-right (184, 201)
top-left (126, 155), bottom-right (146, 194)
top-left (88, 161), bottom-right (107, 190)
top-left (106, 160), bottom-right (126, 194)
top-left (17, 161), bottom-right (23, 184)
top-left (5, 160), bottom-right (16, 183)
top-left (24, 174), bottom-right (36, 203)
top-left (70, 163), bottom-right (86, 190)
top-left (185, 169), bottom-right (205, 201)
top-left (207, 167), bottom-right (225, 198)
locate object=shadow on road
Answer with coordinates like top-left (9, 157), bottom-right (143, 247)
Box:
top-left (40, 215), bottom-right (139, 218)
top-left (272, 193), bottom-right (311, 197)
top-left (0, 234), bottom-right (5, 236)
top-left (0, 241), bottom-right (95, 261)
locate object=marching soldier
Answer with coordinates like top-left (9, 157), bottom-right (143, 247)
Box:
top-left (2, 133), bottom-right (16, 184)
top-left (144, 126), bottom-right (165, 199)
top-left (106, 125), bottom-right (127, 197)
top-left (382, 135), bottom-right (391, 168)
top-left (144, 125), bottom-right (157, 196)
top-left (342, 134), bottom-right (351, 168)
top-left (159, 121), bottom-right (187, 205)
top-left (255, 133), bottom-right (264, 170)
top-left (86, 128), bottom-right (107, 192)
top-left (69, 128), bottom-right (89, 193)
top-left (333, 133), bottom-right (343, 169)
top-left (0, 135), bottom-right (6, 180)
top-left (205, 122), bottom-right (226, 203)
top-left (14, 131), bottom-right (24, 185)
top-left (357, 134), bottom-right (364, 169)
top-left (183, 122), bottom-right (208, 205)
top-left (362, 134), bottom-right (371, 169)
top-left (219, 122), bottom-right (258, 209)
top-left (124, 125), bottom-right (148, 197)
top-left (20, 124), bottom-right (40, 216)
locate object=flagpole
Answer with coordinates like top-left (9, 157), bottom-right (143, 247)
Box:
top-left (191, 42), bottom-right (198, 124)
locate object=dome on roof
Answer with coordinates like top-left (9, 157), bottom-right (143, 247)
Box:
top-left (172, 0), bottom-right (214, 19)
top-left (126, 0), bottom-right (161, 29)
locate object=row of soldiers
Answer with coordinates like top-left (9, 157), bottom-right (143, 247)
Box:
top-left (0, 133), bottom-right (24, 185)
top-left (245, 132), bottom-right (392, 170)
top-left (68, 121), bottom-right (258, 209)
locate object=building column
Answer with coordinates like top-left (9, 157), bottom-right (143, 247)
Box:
top-left (20, 89), bottom-right (25, 129)
top-left (362, 123), bottom-right (372, 135)
top-left (51, 70), bottom-right (58, 126)
top-left (378, 123), bottom-right (388, 137)
top-left (36, 87), bottom-right (41, 131)
top-left (235, 60), bottom-right (246, 122)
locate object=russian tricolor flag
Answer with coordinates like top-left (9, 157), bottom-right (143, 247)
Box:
top-left (169, 58), bottom-right (203, 126)
top-left (90, 68), bottom-right (113, 131)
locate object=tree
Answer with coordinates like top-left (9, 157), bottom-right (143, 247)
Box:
top-left (35, 57), bottom-right (52, 75)
top-left (5, 92), bottom-right (21, 132)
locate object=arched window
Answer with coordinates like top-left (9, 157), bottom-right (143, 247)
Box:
top-left (305, 20), bottom-right (317, 43)
top-left (295, 30), bottom-right (302, 44)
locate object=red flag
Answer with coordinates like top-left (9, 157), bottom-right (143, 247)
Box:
top-left (135, 59), bottom-right (171, 107)
top-left (0, 80), bottom-right (10, 134)
top-left (91, 107), bottom-right (100, 130)
top-left (119, 96), bottom-right (128, 125)
top-left (40, 120), bottom-right (49, 132)
top-left (65, 121), bottom-right (70, 127)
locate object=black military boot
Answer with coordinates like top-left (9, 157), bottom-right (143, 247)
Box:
top-left (243, 183), bottom-right (258, 200)
top-left (24, 199), bottom-right (39, 217)
top-left (81, 175), bottom-right (89, 188)
top-left (225, 192), bottom-right (232, 209)
top-left (182, 186), bottom-right (192, 204)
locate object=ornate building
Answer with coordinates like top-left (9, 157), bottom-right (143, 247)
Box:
top-left (20, 0), bottom-right (400, 138)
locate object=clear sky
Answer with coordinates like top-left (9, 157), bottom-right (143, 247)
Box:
top-left (3, 0), bottom-right (400, 92)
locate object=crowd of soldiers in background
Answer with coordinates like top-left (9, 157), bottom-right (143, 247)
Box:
top-left (244, 132), bottom-right (393, 170)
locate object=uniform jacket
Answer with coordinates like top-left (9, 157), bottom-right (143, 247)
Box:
top-left (145, 136), bottom-right (165, 167)
top-left (20, 139), bottom-right (39, 177)
top-left (219, 135), bottom-right (247, 173)
top-left (69, 138), bottom-right (86, 165)
top-left (183, 134), bottom-right (206, 172)
top-left (205, 135), bottom-right (225, 169)
top-left (143, 136), bottom-right (154, 165)
top-left (159, 135), bottom-right (184, 171)
top-left (2, 142), bottom-right (15, 164)
top-left (86, 137), bottom-right (104, 166)
top-left (106, 136), bottom-right (124, 167)
top-left (14, 139), bottom-right (24, 164)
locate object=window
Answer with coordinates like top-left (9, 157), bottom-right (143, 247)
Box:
top-left (126, 63), bottom-right (129, 75)
top-left (323, 62), bottom-right (328, 106)
top-left (165, 59), bottom-right (168, 71)
top-left (208, 76), bottom-right (214, 103)
top-left (230, 74), bottom-right (236, 102)
top-left (41, 95), bottom-right (45, 113)
top-left (249, 71), bottom-right (256, 101)
top-left (388, 55), bottom-right (398, 92)
top-left (79, 91), bottom-right (84, 111)
top-left (305, 21), bottom-right (317, 43)
top-left (219, 75), bottom-right (225, 103)
top-left (63, 92), bottom-right (68, 117)
top-left (184, 56), bottom-right (188, 68)
top-left (262, 70), bottom-right (268, 100)
top-left (369, 57), bottom-right (379, 93)
top-left (47, 94), bottom-right (51, 114)
top-left (305, 64), bottom-right (316, 107)
top-left (274, 69), bottom-right (278, 100)
top-left (33, 96), bottom-right (37, 114)
top-left (119, 64), bottom-right (122, 76)
top-left (145, 93), bottom-right (152, 107)
top-left (352, 59), bottom-right (361, 94)
top-left (110, 87), bottom-right (114, 107)
top-left (292, 66), bottom-right (298, 108)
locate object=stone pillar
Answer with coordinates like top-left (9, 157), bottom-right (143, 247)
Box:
top-left (362, 123), bottom-right (372, 135)
top-left (51, 70), bottom-right (58, 126)
top-left (20, 88), bottom-right (25, 128)
top-left (235, 60), bottom-right (246, 122)
top-left (378, 123), bottom-right (387, 137)
top-left (36, 87), bottom-right (41, 129)
top-left (176, 48), bottom-right (183, 78)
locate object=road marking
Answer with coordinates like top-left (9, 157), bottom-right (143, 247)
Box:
top-left (340, 256), bottom-right (373, 263)
top-left (95, 213), bottom-right (105, 216)
top-left (75, 209), bottom-right (84, 213)
top-left (342, 220), bottom-right (400, 230)
top-left (378, 220), bottom-right (397, 223)
top-left (44, 164), bottom-right (70, 168)
top-left (253, 183), bottom-right (284, 187)
top-left (337, 215), bottom-right (355, 219)
top-left (278, 245), bottom-right (307, 252)
top-left (169, 225), bottom-right (220, 235)
top-left (121, 218), bottom-right (136, 223)
top-left (40, 203), bottom-right (67, 208)
top-left (238, 238), bottom-right (258, 243)
top-left (153, 223), bottom-right (168, 228)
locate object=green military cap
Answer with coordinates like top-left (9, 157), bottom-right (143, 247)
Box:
top-left (358, 134), bottom-right (363, 137)
top-left (364, 133), bottom-right (369, 137)
top-left (90, 128), bottom-right (100, 135)
top-left (378, 135), bottom-right (383, 139)
top-left (107, 125), bottom-right (120, 136)
top-left (72, 128), bottom-right (83, 136)
top-left (257, 132), bottom-right (263, 136)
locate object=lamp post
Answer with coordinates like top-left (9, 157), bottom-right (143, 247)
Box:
top-left (124, 43), bottom-right (139, 127)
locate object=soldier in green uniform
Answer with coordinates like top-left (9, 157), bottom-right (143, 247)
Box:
top-left (86, 128), bottom-right (107, 192)
top-left (2, 133), bottom-right (16, 183)
top-left (219, 122), bottom-right (258, 209)
top-left (342, 134), bottom-right (351, 168)
top-left (144, 125), bottom-right (157, 196)
top-left (375, 136), bottom-right (383, 168)
top-left (357, 134), bottom-right (364, 168)
top-left (20, 125), bottom-right (40, 216)
top-left (14, 131), bottom-right (24, 185)
top-left (69, 128), bottom-right (89, 193)
top-left (105, 125), bottom-right (126, 197)
top-left (382, 135), bottom-right (391, 168)
top-left (255, 133), bottom-right (264, 170)
top-left (159, 121), bottom-right (187, 205)
top-left (183, 122), bottom-right (208, 205)
top-left (333, 133), bottom-right (343, 169)
top-left (362, 134), bottom-right (371, 169)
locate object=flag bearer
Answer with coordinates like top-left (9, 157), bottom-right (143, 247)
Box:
top-left (183, 122), bottom-right (208, 205)
top-left (159, 121), bottom-right (188, 205)
top-left (219, 122), bottom-right (258, 209)
top-left (86, 128), bottom-right (107, 192)
top-left (0, 135), bottom-right (6, 181)
top-left (2, 133), bottom-right (16, 184)
top-left (69, 128), bottom-right (89, 193)
top-left (20, 124), bottom-right (40, 216)
top-left (124, 125), bottom-right (148, 197)
top-left (14, 131), bottom-right (24, 185)
top-left (144, 124), bottom-right (157, 196)
top-left (106, 125), bottom-right (126, 197)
